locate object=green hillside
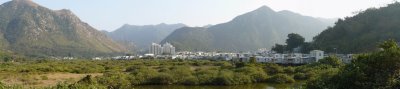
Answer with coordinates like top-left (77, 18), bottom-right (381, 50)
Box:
top-left (313, 2), bottom-right (400, 53)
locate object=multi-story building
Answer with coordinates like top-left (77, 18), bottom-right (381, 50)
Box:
top-left (162, 42), bottom-right (176, 55)
top-left (149, 42), bottom-right (176, 56)
top-left (150, 43), bottom-right (162, 55)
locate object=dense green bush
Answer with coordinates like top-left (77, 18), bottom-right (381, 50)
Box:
top-left (194, 68), bottom-right (219, 84)
top-left (268, 74), bottom-right (295, 84)
top-left (264, 64), bottom-right (284, 74)
top-left (284, 67), bottom-right (295, 74)
top-left (235, 66), bottom-right (268, 82)
top-left (97, 72), bottom-right (131, 89)
top-left (293, 73), bottom-right (307, 80)
top-left (151, 73), bottom-right (175, 84)
top-left (307, 40), bottom-right (400, 89)
top-left (129, 66), bottom-right (158, 85)
top-left (318, 56), bottom-right (343, 67)
top-left (213, 70), bottom-right (235, 85)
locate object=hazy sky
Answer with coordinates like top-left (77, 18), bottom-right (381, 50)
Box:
top-left (0, 0), bottom-right (398, 31)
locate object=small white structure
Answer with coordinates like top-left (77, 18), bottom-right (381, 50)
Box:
top-left (144, 53), bottom-right (155, 57)
top-left (92, 57), bottom-right (102, 60)
top-left (310, 50), bottom-right (324, 62)
top-left (63, 57), bottom-right (74, 60)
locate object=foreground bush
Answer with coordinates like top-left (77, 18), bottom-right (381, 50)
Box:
top-left (307, 40), bottom-right (400, 89)
top-left (268, 74), bottom-right (295, 84)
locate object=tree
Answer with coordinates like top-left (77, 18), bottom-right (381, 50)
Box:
top-left (379, 39), bottom-right (399, 50)
top-left (249, 56), bottom-right (257, 64)
top-left (307, 40), bottom-right (400, 89)
top-left (272, 44), bottom-right (286, 53)
top-left (286, 33), bottom-right (305, 52)
top-left (300, 42), bottom-right (313, 53)
top-left (318, 56), bottom-right (343, 67)
top-left (77, 75), bottom-right (96, 84)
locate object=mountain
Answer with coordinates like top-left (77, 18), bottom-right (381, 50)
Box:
top-left (313, 2), bottom-right (400, 53)
top-left (162, 27), bottom-right (214, 51)
top-left (0, 0), bottom-right (126, 57)
top-left (162, 6), bottom-right (335, 51)
top-left (106, 23), bottom-right (185, 52)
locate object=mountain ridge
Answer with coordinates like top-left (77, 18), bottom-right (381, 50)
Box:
top-left (313, 2), bottom-right (400, 53)
top-left (106, 23), bottom-right (186, 53)
top-left (162, 5), bottom-right (335, 52)
top-left (0, 0), bottom-right (126, 57)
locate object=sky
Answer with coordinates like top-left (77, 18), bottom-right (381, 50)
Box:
top-left (0, 0), bottom-right (398, 31)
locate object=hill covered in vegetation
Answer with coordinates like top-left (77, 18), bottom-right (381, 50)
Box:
top-left (313, 2), bottom-right (400, 53)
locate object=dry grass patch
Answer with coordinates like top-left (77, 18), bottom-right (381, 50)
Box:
top-left (0, 73), bottom-right (103, 87)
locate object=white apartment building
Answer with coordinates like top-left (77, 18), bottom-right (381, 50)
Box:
top-left (162, 42), bottom-right (176, 55)
top-left (150, 42), bottom-right (176, 56)
top-left (150, 43), bottom-right (163, 55)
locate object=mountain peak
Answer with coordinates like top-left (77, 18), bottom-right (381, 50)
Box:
top-left (0, 0), bottom-right (126, 57)
top-left (9, 0), bottom-right (38, 7)
top-left (157, 23), bottom-right (167, 26)
top-left (55, 9), bottom-right (73, 15)
top-left (254, 5), bottom-right (274, 12)
top-left (278, 10), bottom-right (304, 17)
top-left (12, 0), bottom-right (33, 2)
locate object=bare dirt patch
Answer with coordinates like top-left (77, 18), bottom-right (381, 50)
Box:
top-left (0, 73), bottom-right (103, 87)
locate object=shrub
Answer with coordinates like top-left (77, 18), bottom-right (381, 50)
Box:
top-left (151, 73), bottom-right (175, 84)
top-left (213, 70), bottom-right (235, 85)
top-left (235, 67), bottom-right (268, 82)
top-left (77, 75), bottom-right (96, 84)
top-left (129, 66), bottom-right (158, 85)
top-left (181, 76), bottom-right (199, 85)
top-left (233, 73), bottom-right (252, 84)
top-left (284, 67), bottom-right (295, 74)
top-left (194, 69), bottom-right (218, 84)
top-left (265, 64), bottom-right (284, 74)
top-left (97, 72), bottom-right (131, 89)
top-left (40, 75), bottom-right (49, 80)
top-left (293, 73), bottom-right (307, 80)
top-left (318, 56), bottom-right (343, 67)
top-left (268, 74), bottom-right (295, 84)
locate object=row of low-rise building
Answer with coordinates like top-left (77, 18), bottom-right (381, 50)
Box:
top-left (172, 51), bottom-right (237, 60)
top-left (104, 42), bottom-right (354, 64)
top-left (172, 49), bottom-right (354, 64)
top-left (235, 50), bottom-right (325, 64)
top-left (169, 50), bottom-right (326, 64)
top-left (89, 49), bottom-right (353, 64)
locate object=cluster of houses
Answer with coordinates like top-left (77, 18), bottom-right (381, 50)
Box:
top-left (86, 43), bottom-right (355, 65)
top-left (86, 50), bottom-right (353, 65)
top-left (235, 50), bottom-right (325, 64)
top-left (169, 50), bottom-right (324, 64)
top-left (169, 49), bottom-right (354, 64)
